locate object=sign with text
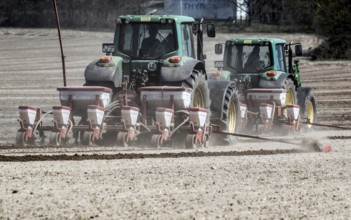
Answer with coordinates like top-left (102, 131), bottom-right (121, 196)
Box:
top-left (164, 0), bottom-right (236, 20)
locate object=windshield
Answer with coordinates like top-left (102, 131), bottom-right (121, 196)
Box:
top-left (118, 23), bottom-right (176, 59)
top-left (226, 44), bottom-right (272, 73)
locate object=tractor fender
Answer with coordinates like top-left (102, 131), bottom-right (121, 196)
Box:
top-left (160, 59), bottom-right (206, 82)
top-left (259, 73), bottom-right (291, 88)
top-left (207, 80), bottom-right (236, 127)
top-left (84, 57), bottom-right (123, 88)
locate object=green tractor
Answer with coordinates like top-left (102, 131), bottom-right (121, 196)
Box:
top-left (85, 15), bottom-right (214, 98)
top-left (76, 14), bottom-right (237, 147)
top-left (211, 38), bottom-right (317, 135)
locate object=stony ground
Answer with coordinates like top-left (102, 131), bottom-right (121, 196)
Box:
top-left (0, 28), bottom-right (351, 219)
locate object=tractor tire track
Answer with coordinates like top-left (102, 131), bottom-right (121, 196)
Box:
top-left (0, 149), bottom-right (305, 162)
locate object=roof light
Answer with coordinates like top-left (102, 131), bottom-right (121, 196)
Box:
top-left (160, 18), bottom-right (166, 24)
top-left (169, 56), bottom-right (182, 63)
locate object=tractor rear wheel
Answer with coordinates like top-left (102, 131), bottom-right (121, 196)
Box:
top-left (222, 88), bottom-right (241, 141)
top-left (182, 69), bottom-right (211, 111)
top-left (282, 78), bottom-right (297, 106)
top-left (300, 93), bottom-right (317, 129)
top-left (282, 78), bottom-right (297, 120)
top-left (210, 87), bottom-right (241, 146)
top-left (181, 70), bottom-right (211, 148)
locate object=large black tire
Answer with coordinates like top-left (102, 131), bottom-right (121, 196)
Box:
top-left (210, 86), bottom-right (241, 146)
top-left (222, 88), bottom-right (241, 143)
top-left (282, 78), bottom-right (297, 106)
top-left (299, 92), bottom-right (317, 130)
top-left (181, 69), bottom-right (211, 112)
top-left (172, 69), bottom-right (211, 148)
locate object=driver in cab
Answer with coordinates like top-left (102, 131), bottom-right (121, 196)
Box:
top-left (139, 26), bottom-right (163, 58)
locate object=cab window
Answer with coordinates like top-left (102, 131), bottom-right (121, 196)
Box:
top-left (181, 23), bottom-right (195, 58)
top-left (276, 44), bottom-right (286, 71)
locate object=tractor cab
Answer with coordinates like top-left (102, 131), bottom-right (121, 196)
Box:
top-left (85, 15), bottom-right (215, 93)
top-left (214, 38), bottom-right (303, 89)
top-left (115, 18), bottom-right (177, 60)
top-left (217, 40), bottom-right (275, 74)
top-left (211, 37), bottom-right (316, 135)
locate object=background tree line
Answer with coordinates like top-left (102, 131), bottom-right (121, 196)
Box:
top-left (0, 0), bottom-right (350, 59)
top-left (0, 0), bottom-right (148, 29)
top-left (245, 0), bottom-right (316, 31)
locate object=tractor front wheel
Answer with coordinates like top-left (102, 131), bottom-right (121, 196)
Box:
top-left (282, 78), bottom-right (297, 106)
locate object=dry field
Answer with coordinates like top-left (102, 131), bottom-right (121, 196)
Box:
top-left (1, 28), bottom-right (351, 219)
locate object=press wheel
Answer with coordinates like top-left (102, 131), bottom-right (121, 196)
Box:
top-left (185, 134), bottom-right (197, 149)
top-left (151, 134), bottom-right (162, 149)
top-left (16, 131), bottom-right (28, 147)
top-left (81, 131), bottom-right (93, 146)
top-left (49, 132), bottom-right (65, 146)
top-left (117, 132), bottom-right (128, 147)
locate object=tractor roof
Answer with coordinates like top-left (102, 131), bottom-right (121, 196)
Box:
top-left (117, 15), bottom-right (195, 24)
top-left (227, 38), bottom-right (287, 45)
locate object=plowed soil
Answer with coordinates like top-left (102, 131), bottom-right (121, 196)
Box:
top-left (1, 28), bottom-right (351, 219)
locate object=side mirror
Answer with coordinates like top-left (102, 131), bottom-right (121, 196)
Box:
top-left (102, 43), bottom-right (114, 54)
top-left (295, 44), bottom-right (302, 56)
top-left (207, 23), bottom-right (216, 38)
top-left (215, 44), bottom-right (223, 54)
